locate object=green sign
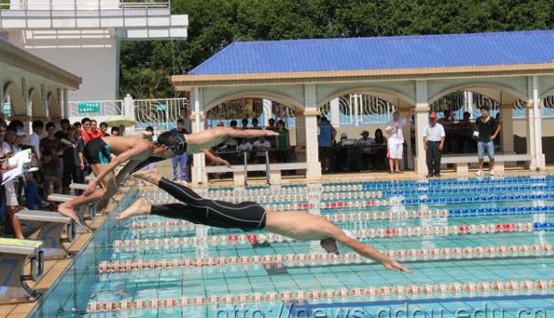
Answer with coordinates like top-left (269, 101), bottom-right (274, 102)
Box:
top-left (78, 102), bottom-right (100, 114)
top-left (3, 102), bottom-right (11, 116)
top-left (156, 104), bottom-right (167, 111)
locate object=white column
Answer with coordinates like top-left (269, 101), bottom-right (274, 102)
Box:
top-left (465, 91), bottom-right (474, 115)
top-left (191, 87), bottom-right (207, 185)
top-left (123, 94), bottom-right (134, 118)
top-left (398, 101), bottom-right (413, 170)
top-left (500, 103), bottom-right (514, 153)
top-left (62, 89), bottom-right (69, 119)
top-left (304, 84), bottom-right (321, 179)
top-left (525, 98), bottom-right (537, 170)
top-left (41, 83), bottom-right (49, 118)
top-left (531, 76), bottom-right (545, 170)
top-left (262, 99), bottom-right (272, 126)
top-left (22, 78), bottom-right (29, 117)
top-left (330, 98), bottom-right (340, 128)
top-left (413, 81), bottom-right (429, 175)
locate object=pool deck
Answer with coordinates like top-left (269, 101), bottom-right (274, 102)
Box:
top-left (1, 167), bottom-right (553, 318)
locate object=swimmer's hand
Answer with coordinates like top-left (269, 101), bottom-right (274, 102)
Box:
top-left (382, 259), bottom-right (411, 273)
top-left (83, 180), bottom-right (98, 196)
top-left (215, 157), bottom-right (231, 168)
top-left (263, 130), bottom-right (279, 137)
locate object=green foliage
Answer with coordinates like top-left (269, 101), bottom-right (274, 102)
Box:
top-left (119, 0), bottom-right (554, 98)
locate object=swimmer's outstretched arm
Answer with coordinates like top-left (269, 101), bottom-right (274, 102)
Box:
top-left (330, 227), bottom-right (411, 273)
top-left (186, 127), bottom-right (278, 146)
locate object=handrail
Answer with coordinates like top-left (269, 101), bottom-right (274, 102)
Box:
top-left (241, 150), bottom-right (271, 185)
top-left (3, 1), bottom-right (170, 11)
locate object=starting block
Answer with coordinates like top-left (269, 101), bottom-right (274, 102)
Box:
top-left (15, 210), bottom-right (75, 259)
top-left (48, 194), bottom-right (96, 233)
top-left (0, 238), bottom-right (44, 303)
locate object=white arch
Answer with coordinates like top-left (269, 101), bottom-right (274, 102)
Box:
top-left (29, 88), bottom-right (45, 117)
top-left (3, 82), bottom-right (25, 116)
top-left (429, 82), bottom-right (527, 105)
top-left (204, 91), bottom-right (304, 113)
top-left (47, 92), bottom-right (61, 118)
top-left (318, 86), bottom-right (414, 107)
top-left (540, 87), bottom-right (554, 99)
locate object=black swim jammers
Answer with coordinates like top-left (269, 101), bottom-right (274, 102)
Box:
top-left (150, 178), bottom-right (267, 230)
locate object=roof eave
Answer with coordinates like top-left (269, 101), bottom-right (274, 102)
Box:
top-left (172, 63), bottom-right (554, 91)
top-left (0, 40), bottom-right (82, 89)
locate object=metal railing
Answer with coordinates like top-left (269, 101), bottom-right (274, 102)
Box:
top-left (241, 150), bottom-right (271, 186)
top-left (3, 0), bottom-right (169, 11)
top-left (134, 97), bottom-right (189, 131)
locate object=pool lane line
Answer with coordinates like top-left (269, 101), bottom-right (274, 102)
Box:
top-left (86, 279), bottom-right (554, 313)
top-left (122, 205), bottom-right (554, 231)
top-left (288, 293), bottom-right (554, 317)
top-left (111, 221), bottom-right (535, 251)
top-left (99, 244), bottom-right (552, 273)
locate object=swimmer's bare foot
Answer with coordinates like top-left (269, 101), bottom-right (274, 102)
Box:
top-left (58, 203), bottom-right (81, 225)
top-left (132, 169), bottom-right (161, 185)
top-left (116, 198), bottom-right (152, 221)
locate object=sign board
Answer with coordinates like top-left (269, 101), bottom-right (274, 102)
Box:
top-left (156, 104), bottom-right (167, 111)
top-left (78, 102), bottom-right (100, 114)
top-left (3, 102), bottom-right (11, 116)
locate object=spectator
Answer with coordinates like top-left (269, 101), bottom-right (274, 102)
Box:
top-left (111, 126), bottom-right (120, 136)
top-left (216, 121), bottom-right (225, 127)
top-left (169, 119), bottom-right (189, 184)
top-left (73, 121), bottom-right (82, 132)
top-left (119, 125), bottom-right (126, 136)
top-left (241, 118), bottom-right (249, 129)
top-left (61, 126), bottom-right (85, 194)
top-left (374, 129), bottom-right (388, 170)
top-left (267, 118), bottom-right (276, 130)
top-left (29, 120), bottom-right (44, 160)
top-left (99, 122), bottom-right (109, 136)
top-left (230, 120), bottom-right (238, 129)
top-left (251, 118), bottom-right (261, 129)
top-left (88, 119), bottom-right (104, 141)
top-left (0, 122), bottom-right (23, 239)
top-left (475, 105), bottom-right (501, 176)
top-left (275, 120), bottom-right (289, 162)
top-left (385, 111), bottom-right (407, 174)
top-left (357, 130), bottom-right (376, 171)
top-left (55, 118), bottom-right (70, 140)
top-left (423, 112), bottom-right (445, 178)
top-left (79, 117), bottom-right (91, 139)
top-left (237, 138), bottom-right (253, 162)
top-left (318, 116), bottom-right (336, 173)
top-left (253, 136), bottom-right (271, 163)
top-left (40, 122), bottom-right (64, 194)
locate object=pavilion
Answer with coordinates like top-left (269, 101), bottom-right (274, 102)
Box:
top-left (172, 30), bottom-right (554, 183)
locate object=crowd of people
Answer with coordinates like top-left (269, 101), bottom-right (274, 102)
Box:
top-left (0, 117), bottom-right (131, 239)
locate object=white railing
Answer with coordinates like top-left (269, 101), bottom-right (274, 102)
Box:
top-left (134, 97), bottom-right (189, 131)
top-left (4, 0), bottom-right (169, 11)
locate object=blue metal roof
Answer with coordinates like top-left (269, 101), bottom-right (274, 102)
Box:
top-left (189, 30), bottom-right (554, 75)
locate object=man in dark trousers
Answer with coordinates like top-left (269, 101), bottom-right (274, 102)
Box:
top-left (474, 105), bottom-right (500, 176)
top-left (423, 112), bottom-right (445, 177)
top-left (169, 118), bottom-right (189, 184)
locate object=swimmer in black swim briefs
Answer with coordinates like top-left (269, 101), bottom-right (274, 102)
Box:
top-left (117, 169), bottom-right (410, 273)
top-left (59, 127), bottom-right (279, 225)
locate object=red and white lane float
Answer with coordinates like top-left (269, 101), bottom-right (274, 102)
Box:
top-left (112, 221), bottom-right (535, 251)
top-left (99, 244), bottom-right (552, 273)
top-left (87, 279), bottom-right (554, 313)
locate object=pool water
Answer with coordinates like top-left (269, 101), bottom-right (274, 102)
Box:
top-left (42, 175), bottom-right (554, 317)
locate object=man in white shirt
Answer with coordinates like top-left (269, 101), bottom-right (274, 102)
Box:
top-left (385, 111), bottom-right (407, 174)
top-left (423, 112), bottom-right (446, 177)
top-left (29, 120), bottom-right (44, 160)
top-left (253, 136), bottom-right (271, 163)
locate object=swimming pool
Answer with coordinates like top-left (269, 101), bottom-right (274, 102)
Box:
top-left (31, 175), bottom-right (554, 317)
